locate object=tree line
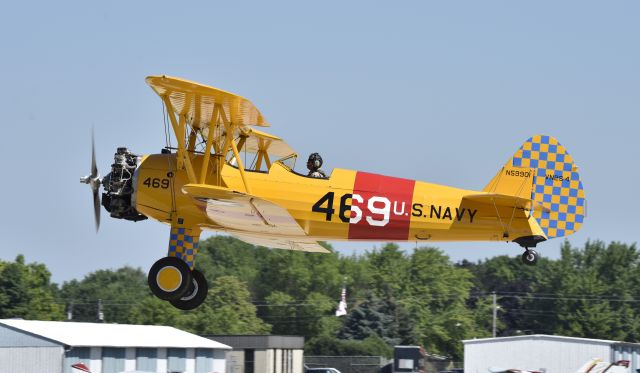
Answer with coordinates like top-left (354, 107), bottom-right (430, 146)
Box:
top-left (1, 238), bottom-right (638, 360)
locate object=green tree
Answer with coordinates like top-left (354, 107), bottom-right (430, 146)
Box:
top-left (0, 255), bottom-right (64, 320)
top-left (60, 267), bottom-right (148, 323)
top-left (339, 291), bottom-right (416, 346)
top-left (197, 236), bottom-right (268, 287)
top-left (298, 292), bottom-right (343, 338)
top-left (264, 291), bottom-right (297, 334)
top-left (186, 276), bottom-right (271, 335)
top-left (548, 241), bottom-right (640, 340)
top-left (466, 254), bottom-right (554, 336)
top-left (466, 240), bottom-right (640, 342)
top-left (254, 250), bottom-right (314, 300)
top-left (337, 253), bottom-right (374, 303)
top-left (127, 297), bottom-right (189, 328)
top-left (306, 334), bottom-right (393, 358)
top-left (366, 244), bottom-right (410, 297)
top-left (265, 291), bottom-right (341, 339)
top-left (405, 248), bottom-right (476, 359)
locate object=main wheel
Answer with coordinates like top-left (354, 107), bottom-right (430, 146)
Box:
top-left (170, 269), bottom-right (209, 310)
top-left (521, 249), bottom-right (539, 266)
top-left (148, 257), bottom-right (192, 300)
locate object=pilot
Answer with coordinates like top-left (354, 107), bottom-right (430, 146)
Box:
top-left (307, 153), bottom-right (327, 178)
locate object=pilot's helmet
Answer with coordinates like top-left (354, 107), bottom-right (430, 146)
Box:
top-left (307, 153), bottom-right (323, 170)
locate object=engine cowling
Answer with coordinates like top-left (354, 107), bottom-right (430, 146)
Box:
top-left (101, 147), bottom-right (147, 222)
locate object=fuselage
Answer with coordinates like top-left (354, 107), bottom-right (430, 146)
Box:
top-left (131, 153), bottom-right (542, 244)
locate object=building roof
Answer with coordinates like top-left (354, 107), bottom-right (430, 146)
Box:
top-left (462, 334), bottom-right (637, 346)
top-left (206, 335), bottom-right (304, 349)
top-left (0, 319), bottom-right (231, 349)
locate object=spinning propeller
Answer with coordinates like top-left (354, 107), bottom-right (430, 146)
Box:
top-left (80, 131), bottom-right (102, 231)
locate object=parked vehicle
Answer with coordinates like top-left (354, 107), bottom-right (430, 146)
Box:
top-left (574, 358), bottom-right (629, 373)
top-left (305, 368), bottom-right (342, 373)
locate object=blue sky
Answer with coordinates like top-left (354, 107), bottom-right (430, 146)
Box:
top-left (1, 1), bottom-right (638, 283)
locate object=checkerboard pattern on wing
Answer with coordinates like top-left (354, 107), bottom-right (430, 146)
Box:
top-left (510, 135), bottom-right (585, 238)
top-left (168, 227), bottom-right (199, 269)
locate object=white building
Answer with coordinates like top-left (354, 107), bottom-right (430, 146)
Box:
top-left (208, 335), bottom-right (304, 373)
top-left (463, 334), bottom-right (640, 373)
top-left (0, 319), bottom-right (230, 373)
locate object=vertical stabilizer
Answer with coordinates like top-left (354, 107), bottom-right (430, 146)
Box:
top-left (484, 135), bottom-right (586, 239)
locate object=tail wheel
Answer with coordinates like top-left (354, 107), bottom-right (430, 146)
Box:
top-left (170, 269), bottom-right (209, 310)
top-left (521, 249), bottom-right (539, 266)
top-left (148, 257), bottom-right (192, 300)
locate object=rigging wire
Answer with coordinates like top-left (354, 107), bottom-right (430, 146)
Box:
top-left (161, 102), bottom-right (177, 212)
top-left (162, 102), bottom-right (171, 149)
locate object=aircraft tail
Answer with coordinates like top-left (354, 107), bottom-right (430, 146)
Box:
top-left (483, 135), bottom-right (585, 239)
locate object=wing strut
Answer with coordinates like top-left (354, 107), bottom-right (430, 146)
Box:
top-left (162, 96), bottom-right (197, 183)
top-left (199, 104), bottom-right (218, 183)
top-left (148, 76), bottom-right (295, 191)
top-left (230, 133), bottom-right (252, 194)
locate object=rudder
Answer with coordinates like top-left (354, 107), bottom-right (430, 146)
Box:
top-left (486, 135), bottom-right (586, 239)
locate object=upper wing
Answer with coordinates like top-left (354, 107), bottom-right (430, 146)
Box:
top-left (146, 75), bottom-right (268, 129)
top-left (146, 76), bottom-right (296, 163)
top-left (182, 184), bottom-right (328, 253)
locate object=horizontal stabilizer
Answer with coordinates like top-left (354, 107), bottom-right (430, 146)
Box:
top-left (464, 193), bottom-right (533, 210)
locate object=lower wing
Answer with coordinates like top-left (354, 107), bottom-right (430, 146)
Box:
top-left (182, 184), bottom-right (328, 253)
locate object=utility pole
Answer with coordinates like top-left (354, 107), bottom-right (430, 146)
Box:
top-left (492, 292), bottom-right (497, 338)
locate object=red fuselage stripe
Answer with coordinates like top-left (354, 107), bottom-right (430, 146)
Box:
top-left (348, 171), bottom-right (416, 240)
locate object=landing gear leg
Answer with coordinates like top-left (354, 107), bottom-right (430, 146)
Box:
top-left (521, 248), bottom-right (539, 266)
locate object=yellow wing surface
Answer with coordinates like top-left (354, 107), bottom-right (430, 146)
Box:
top-left (146, 75), bottom-right (268, 128)
top-left (233, 127), bottom-right (296, 161)
top-left (182, 184), bottom-right (329, 253)
top-left (146, 75), bottom-right (296, 186)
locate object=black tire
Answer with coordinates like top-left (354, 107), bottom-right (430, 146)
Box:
top-left (170, 269), bottom-right (209, 311)
top-left (521, 249), bottom-right (539, 266)
top-left (148, 257), bottom-right (192, 300)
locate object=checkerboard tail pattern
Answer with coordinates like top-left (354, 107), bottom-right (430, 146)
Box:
top-left (509, 135), bottom-right (585, 238)
top-left (168, 227), bottom-right (199, 269)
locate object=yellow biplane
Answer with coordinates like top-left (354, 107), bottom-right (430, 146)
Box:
top-left (80, 76), bottom-right (586, 310)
